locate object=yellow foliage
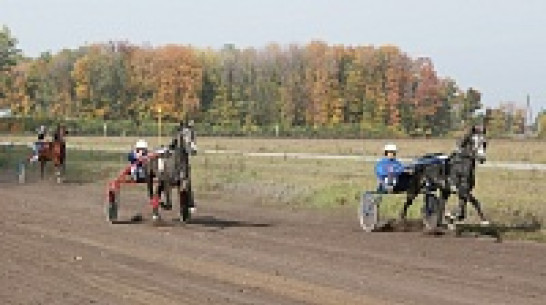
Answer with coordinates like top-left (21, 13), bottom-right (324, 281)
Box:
top-left (538, 113), bottom-right (546, 138)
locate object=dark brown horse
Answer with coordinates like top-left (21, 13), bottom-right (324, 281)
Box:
top-left (35, 124), bottom-right (67, 183)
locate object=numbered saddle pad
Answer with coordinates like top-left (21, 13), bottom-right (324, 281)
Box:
top-left (359, 192), bottom-right (379, 232)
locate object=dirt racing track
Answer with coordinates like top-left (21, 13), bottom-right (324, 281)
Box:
top-left (1, 181), bottom-right (545, 305)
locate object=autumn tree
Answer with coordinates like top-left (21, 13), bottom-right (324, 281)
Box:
top-left (153, 45), bottom-right (202, 120)
top-left (3, 38), bottom-right (492, 138)
top-left (460, 87), bottom-right (482, 125)
top-left (0, 25), bottom-right (21, 106)
top-left (537, 111), bottom-right (546, 138)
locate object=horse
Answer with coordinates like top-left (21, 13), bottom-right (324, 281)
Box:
top-left (34, 124), bottom-right (68, 183)
top-left (398, 123), bottom-right (489, 229)
top-left (445, 124), bottom-right (488, 224)
top-left (144, 122), bottom-right (197, 222)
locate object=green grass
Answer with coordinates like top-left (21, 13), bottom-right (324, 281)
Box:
top-left (6, 136), bottom-right (546, 163)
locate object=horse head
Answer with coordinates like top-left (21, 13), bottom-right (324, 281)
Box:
top-left (170, 121), bottom-right (197, 156)
top-left (53, 124), bottom-right (68, 142)
top-left (458, 123), bottom-right (487, 164)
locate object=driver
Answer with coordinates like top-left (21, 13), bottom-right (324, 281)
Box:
top-left (128, 139), bottom-right (148, 181)
top-left (31, 125), bottom-right (47, 162)
top-left (375, 144), bottom-right (405, 193)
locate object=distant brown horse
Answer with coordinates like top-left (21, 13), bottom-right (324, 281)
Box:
top-left (35, 124), bottom-right (67, 183)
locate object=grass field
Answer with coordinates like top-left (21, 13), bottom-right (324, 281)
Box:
top-left (1, 137), bottom-right (545, 241)
top-left (4, 136), bottom-right (546, 163)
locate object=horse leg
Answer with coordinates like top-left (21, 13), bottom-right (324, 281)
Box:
top-left (157, 179), bottom-right (169, 210)
top-left (179, 179), bottom-right (190, 222)
top-left (55, 161), bottom-right (62, 183)
top-left (454, 178), bottom-right (474, 222)
top-left (468, 193), bottom-right (488, 223)
top-left (147, 172), bottom-right (160, 220)
top-left (147, 172), bottom-right (154, 198)
top-left (40, 161), bottom-right (45, 180)
top-left (399, 171), bottom-right (420, 221)
top-left (188, 179), bottom-right (195, 211)
top-left (60, 154), bottom-right (66, 178)
top-left (55, 165), bottom-right (61, 183)
top-left (400, 192), bottom-right (417, 221)
top-left (456, 193), bottom-right (468, 222)
top-left (436, 189), bottom-right (450, 228)
top-left (165, 181), bottom-right (172, 210)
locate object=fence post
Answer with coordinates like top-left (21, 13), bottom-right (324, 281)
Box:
top-left (18, 162), bottom-right (25, 184)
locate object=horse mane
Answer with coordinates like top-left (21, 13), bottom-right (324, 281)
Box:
top-left (457, 125), bottom-right (479, 150)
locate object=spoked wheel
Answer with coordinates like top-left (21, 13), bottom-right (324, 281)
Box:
top-left (359, 192), bottom-right (380, 232)
top-left (107, 189), bottom-right (119, 223)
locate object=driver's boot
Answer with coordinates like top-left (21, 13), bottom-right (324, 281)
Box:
top-left (152, 207), bottom-right (161, 221)
top-left (150, 195), bottom-right (161, 221)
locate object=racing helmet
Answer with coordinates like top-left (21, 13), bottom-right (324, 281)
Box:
top-left (384, 143), bottom-right (397, 153)
top-left (135, 139), bottom-right (148, 150)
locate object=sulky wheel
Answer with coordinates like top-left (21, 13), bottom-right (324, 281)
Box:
top-left (107, 189), bottom-right (119, 222)
top-left (359, 192), bottom-right (380, 232)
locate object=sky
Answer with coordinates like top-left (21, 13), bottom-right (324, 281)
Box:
top-left (1, 0), bottom-right (545, 115)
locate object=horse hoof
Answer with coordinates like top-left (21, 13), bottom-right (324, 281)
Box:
top-left (160, 202), bottom-right (172, 210)
top-left (424, 227), bottom-right (445, 236)
top-left (179, 212), bottom-right (191, 223)
top-left (189, 207), bottom-right (196, 214)
top-left (152, 214), bottom-right (161, 221)
top-left (130, 214), bottom-right (143, 222)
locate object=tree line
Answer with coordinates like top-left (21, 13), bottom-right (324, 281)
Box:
top-left (1, 25), bottom-right (524, 137)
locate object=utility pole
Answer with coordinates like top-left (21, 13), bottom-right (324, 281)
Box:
top-left (526, 94), bottom-right (532, 136)
top-left (538, 107), bottom-right (544, 136)
top-left (157, 107), bottom-right (162, 147)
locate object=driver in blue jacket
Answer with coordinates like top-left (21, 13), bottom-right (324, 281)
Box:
top-left (375, 144), bottom-right (405, 193)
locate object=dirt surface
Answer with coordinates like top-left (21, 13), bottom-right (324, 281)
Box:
top-left (1, 180), bottom-right (545, 305)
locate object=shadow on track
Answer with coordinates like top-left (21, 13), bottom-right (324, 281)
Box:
top-left (110, 214), bottom-right (272, 230)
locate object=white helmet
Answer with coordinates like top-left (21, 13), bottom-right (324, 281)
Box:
top-left (384, 143), bottom-right (397, 152)
top-left (135, 139), bottom-right (148, 150)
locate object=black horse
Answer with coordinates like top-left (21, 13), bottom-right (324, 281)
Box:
top-left (145, 121), bottom-right (197, 222)
top-left (398, 123), bottom-right (489, 229)
top-left (445, 124), bottom-right (488, 224)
